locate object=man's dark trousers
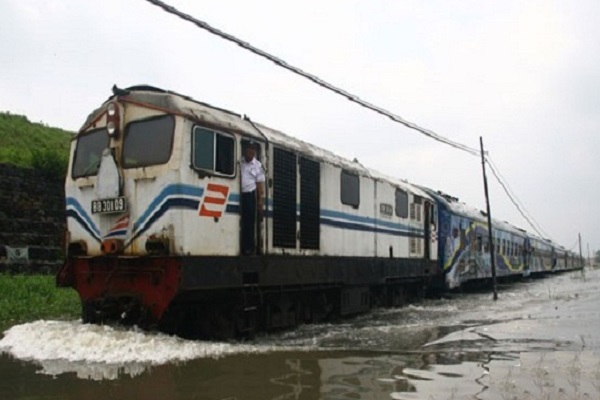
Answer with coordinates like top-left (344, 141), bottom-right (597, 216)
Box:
top-left (241, 190), bottom-right (256, 255)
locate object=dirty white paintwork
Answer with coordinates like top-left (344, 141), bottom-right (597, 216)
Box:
top-left (65, 88), bottom-right (437, 262)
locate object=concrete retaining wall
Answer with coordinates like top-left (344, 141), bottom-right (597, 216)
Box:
top-left (0, 164), bottom-right (65, 273)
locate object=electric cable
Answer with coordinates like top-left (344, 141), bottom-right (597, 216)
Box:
top-left (487, 156), bottom-right (550, 237)
top-left (143, 0), bottom-right (480, 156)
top-left (486, 156), bottom-right (555, 242)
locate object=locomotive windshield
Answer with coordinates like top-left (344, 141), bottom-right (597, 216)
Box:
top-left (122, 115), bottom-right (174, 168)
top-left (72, 128), bottom-right (109, 178)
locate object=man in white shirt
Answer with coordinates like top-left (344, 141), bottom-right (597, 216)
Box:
top-left (241, 141), bottom-right (266, 255)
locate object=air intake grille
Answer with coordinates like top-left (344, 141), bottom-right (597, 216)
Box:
top-left (300, 157), bottom-right (320, 249)
top-left (273, 147), bottom-right (297, 248)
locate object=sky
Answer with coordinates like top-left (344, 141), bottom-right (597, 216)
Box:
top-left (1, 0), bottom-right (598, 256)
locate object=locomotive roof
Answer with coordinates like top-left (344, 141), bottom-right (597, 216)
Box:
top-left (84, 85), bottom-right (431, 199)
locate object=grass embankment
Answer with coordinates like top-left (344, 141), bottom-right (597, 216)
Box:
top-left (0, 111), bottom-right (72, 176)
top-left (0, 274), bottom-right (80, 332)
top-left (0, 112), bottom-right (77, 331)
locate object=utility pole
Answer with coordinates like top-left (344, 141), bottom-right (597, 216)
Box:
top-left (480, 137), bottom-right (497, 300)
top-left (588, 243), bottom-right (591, 268)
top-left (578, 233), bottom-right (584, 269)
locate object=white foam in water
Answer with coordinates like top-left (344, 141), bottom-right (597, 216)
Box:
top-left (0, 320), bottom-right (310, 380)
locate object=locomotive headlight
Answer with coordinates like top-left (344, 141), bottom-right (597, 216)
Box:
top-left (107, 102), bottom-right (117, 116)
top-left (106, 101), bottom-right (120, 137)
top-left (107, 120), bottom-right (116, 136)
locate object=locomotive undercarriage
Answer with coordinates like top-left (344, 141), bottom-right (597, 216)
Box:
top-left (157, 282), bottom-right (426, 340)
top-left (58, 255), bottom-right (435, 340)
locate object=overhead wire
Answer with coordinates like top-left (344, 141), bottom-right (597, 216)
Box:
top-left (566, 238), bottom-right (579, 252)
top-left (143, 0), bottom-right (560, 243)
top-left (487, 156), bottom-right (549, 234)
top-left (486, 156), bottom-right (554, 242)
top-left (143, 0), bottom-right (480, 156)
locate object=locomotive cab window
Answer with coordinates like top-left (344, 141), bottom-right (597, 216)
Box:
top-left (123, 115), bottom-right (174, 168)
top-left (395, 189), bottom-right (408, 218)
top-left (340, 170), bottom-right (359, 208)
top-left (72, 128), bottom-right (110, 178)
top-left (192, 127), bottom-right (235, 176)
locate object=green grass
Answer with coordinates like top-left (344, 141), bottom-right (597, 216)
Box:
top-left (0, 111), bottom-right (73, 176)
top-left (0, 274), bottom-right (80, 331)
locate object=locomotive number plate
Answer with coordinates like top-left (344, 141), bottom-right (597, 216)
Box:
top-left (91, 197), bottom-right (127, 214)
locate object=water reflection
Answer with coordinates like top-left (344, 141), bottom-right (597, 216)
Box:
top-left (37, 359), bottom-right (150, 380)
top-left (0, 348), bottom-right (491, 399)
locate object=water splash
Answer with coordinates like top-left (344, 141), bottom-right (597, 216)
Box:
top-left (0, 320), bottom-right (312, 380)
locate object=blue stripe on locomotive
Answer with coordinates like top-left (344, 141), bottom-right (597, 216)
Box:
top-left (68, 185), bottom-right (424, 248)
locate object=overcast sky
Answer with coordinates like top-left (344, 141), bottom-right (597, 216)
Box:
top-left (1, 0), bottom-right (598, 255)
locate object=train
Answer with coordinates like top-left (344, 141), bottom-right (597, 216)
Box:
top-left (56, 85), bottom-right (581, 338)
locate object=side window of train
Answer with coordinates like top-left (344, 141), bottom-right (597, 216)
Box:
top-left (395, 189), bottom-right (408, 218)
top-left (412, 195), bottom-right (423, 222)
top-left (192, 126), bottom-right (235, 176)
top-left (340, 170), bottom-right (359, 208)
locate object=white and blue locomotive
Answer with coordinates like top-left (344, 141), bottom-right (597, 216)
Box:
top-left (57, 85), bottom-right (579, 338)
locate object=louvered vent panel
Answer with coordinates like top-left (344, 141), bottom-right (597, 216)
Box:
top-left (300, 157), bottom-right (320, 249)
top-left (273, 147), bottom-right (297, 248)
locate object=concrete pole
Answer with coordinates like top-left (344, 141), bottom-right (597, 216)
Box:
top-left (480, 137), bottom-right (498, 301)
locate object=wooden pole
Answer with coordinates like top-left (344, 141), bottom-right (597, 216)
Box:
top-left (480, 137), bottom-right (498, 300)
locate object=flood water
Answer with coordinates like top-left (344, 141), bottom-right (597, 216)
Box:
top-left (1, 268), bottom-right (599, 400)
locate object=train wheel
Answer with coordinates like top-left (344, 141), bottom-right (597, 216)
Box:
top-left (81, 301), bottom-right (101, 324)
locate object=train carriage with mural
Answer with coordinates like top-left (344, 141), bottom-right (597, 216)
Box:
top-left (57, 85), bottom-right (581, 338)
top-left (429, 190), bottom-right (580, 289)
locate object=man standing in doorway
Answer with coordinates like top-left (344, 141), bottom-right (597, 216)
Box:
top-left (241, 141), bottom-right (265, 255)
